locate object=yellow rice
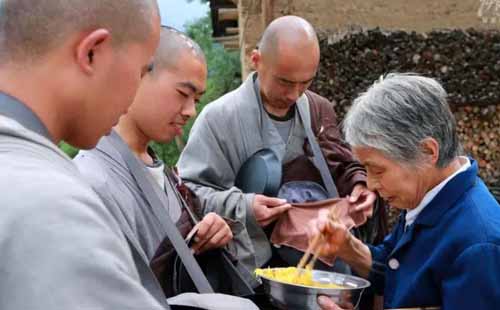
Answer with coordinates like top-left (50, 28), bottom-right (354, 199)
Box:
top-left (255, 267), bottom-right (344, 289)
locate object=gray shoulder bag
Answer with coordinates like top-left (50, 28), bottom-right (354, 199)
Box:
top-left (296, 97), bottom-right (339, 198)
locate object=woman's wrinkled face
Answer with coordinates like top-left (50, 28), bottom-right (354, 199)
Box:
top-left (353, 146), bottom-right (430, 210)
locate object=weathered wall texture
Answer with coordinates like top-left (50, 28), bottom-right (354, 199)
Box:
top-left (238, 0), bottom-right (498, 76)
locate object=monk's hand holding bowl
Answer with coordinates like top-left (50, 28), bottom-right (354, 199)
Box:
top-left (317, 295), bottom-right (354, 310)
top-left (347, 183), bottom-right (376, 225)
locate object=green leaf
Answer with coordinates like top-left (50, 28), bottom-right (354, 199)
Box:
top-left (59, 141), bottom-right (79, 158)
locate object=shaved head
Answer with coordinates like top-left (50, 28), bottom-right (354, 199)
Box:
top-left (151, 27), bottom-right (206, 75)
top-left (258, 15), bottom-right (319, 61)
top-left (123, 27), bottom-right (207, 145)
top-left (0, 0), bottom-right (159, 64)
top-left (251, 16), bottom-right (320, 117)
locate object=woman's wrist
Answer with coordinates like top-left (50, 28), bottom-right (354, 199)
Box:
top-left (338, 231), bottom-right (371, 278)
top-left (336, 230), bottom-right (355, 259)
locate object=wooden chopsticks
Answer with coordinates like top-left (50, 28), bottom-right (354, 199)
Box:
top-left (297, 206), bottom-right (341, 271)
top-left (297, 234), bottom-right (323, 270)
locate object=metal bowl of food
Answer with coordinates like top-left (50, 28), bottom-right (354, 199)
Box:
top-left (256, 267), bottom-right (370, 310)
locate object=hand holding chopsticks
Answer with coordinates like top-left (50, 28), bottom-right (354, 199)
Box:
top-left (297, 234), bottom-right (323, 270)
top-left (298, 206), bottom-right (343, 271)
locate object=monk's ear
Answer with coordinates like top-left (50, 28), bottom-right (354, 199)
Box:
top-left (250, 49), bottom-right (261, 70)
top-left (420, 138), bottom-right (440, 165)
top-left (75, 29), bottom-right (111, 76)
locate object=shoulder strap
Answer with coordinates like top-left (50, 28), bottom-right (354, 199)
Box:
top-left (296, 95), bottom-right (339, 198)
top-left (108, 131), bottom-right (214, 294)
top-left (163, 170), bottom-right (199, 224)
top-left (94, 189), bottom-right (171, 309)
top-left (0, 92), bottom-right (51, 140)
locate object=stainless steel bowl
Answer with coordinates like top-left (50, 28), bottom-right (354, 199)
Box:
top-left (257, 268), bottom-right (371, 310)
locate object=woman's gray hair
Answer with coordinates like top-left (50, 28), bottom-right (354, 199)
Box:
top-left (343, 73), bottom-right (461, 168)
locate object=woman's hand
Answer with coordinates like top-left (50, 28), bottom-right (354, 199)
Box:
top-left (308, 207), bottom-right (373, 278)
top-left (308, 208), bottom-right (352, 258)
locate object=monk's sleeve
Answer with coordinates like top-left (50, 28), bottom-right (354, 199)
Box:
top-left (307, 93), bottom-right (367, 197)
top-left (177, 108), bottom-right (257, 230)
top-left (0, 174), bottom-right (164, 310)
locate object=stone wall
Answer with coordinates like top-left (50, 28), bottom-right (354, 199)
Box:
top-left (238, 0), bottom-right (498, 76)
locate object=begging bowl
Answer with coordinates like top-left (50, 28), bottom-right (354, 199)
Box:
top-left (256, 268), bottom-right (370, 310)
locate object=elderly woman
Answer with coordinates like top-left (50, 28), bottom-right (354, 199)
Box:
top-left (312, 73), bottom-right (500, 310)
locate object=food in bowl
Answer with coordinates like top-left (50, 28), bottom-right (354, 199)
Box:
top-left (255, 267), bottom-right (345, 289)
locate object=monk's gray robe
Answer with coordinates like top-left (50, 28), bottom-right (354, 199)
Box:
top-left (0, 106), bottom-right (164, 308)
top-left (74, 132), bottom-right (259, 308)
top-left (75, 133), bottom-right (185, 262)
top-left (178, 72), bottom-right (313, 280)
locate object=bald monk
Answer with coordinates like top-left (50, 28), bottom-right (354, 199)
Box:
top-left (0, 0), bottom-right (164, 309)
top-left (75, 25), bottom-right (257, 294)
top-left (178, 15), bottom-right (379, 286)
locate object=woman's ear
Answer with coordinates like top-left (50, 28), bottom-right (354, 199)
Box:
top-left (74, 29), bottom-right (111, 75)
top-left (420, 137), bottom-right (440, 165)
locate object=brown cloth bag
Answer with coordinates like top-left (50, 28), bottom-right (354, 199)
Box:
top-left (270, 197), bottom-right (364, 265)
